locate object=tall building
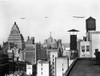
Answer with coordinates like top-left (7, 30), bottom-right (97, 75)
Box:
top-left (0, 53), bottom-right (9, 76)
top-left (24, 36), bottom-right (43, 65)
top-left (50, 50), bottom-right (58, 76)
top-left (26, 64), bottom-right (33, 75)
top-left (55, 57), bottom-right (69, 76)
top-left (8, 22), bottom-right (25, 50)
top-left (37, 60), bottom-right (50, 76)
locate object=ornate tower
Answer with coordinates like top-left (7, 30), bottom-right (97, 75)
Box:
top-left (8, 22), bottom-right (25, 50)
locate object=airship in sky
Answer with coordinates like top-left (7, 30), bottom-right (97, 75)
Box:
top-left (73, 16), bottom-right (85, 18)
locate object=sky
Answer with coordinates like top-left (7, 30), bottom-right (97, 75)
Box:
top-left (0, 0), bottom-right (100, 44)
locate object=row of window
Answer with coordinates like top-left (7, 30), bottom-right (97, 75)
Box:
top-left (82, 46), bottom-right (90, 52)
top-left (40, 68), bottom-right (64, 75)
top-left (41, 66), bottom-right (43, 75)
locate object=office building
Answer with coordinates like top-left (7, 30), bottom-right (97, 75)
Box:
top-left (24, 36), bottom-right (42, 64)
top-left (50, 49), bottom-right (58, 76)
top-left (8, 22), bottom-right (25, 50)
top-left (26, 64), bottom-right (33, 75)
top-left (0, 53), bottom-right (9, 76)
top-left (37, 60), bottom-right (50, 76)
top-left (55, 57), bottom-right (69, 76)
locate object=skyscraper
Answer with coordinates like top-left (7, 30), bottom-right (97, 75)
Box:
top-left (24, 36), bottom-right (43, 65)
top-left (8, 22), bottom-right (25, 50)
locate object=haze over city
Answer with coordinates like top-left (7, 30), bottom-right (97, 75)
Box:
top-left (0, 0), bottom-right (100, 44)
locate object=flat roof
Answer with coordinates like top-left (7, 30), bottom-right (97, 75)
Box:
top-left (56, 56), bottom-right (68, 59)
top-left (88, 31), bottom-right (100, 34)
top-left (67, 58), bottom-right (100, 76)
top-left (38, 60), bottom-right (49, 63)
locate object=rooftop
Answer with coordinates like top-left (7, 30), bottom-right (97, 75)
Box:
top-left (65, 58), bottom-right (100, 76)
top-left (56, 56), bottom-right (68, 59)
top-left (38, 60), bottom-right (49, 64)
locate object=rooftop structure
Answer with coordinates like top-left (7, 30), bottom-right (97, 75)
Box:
top-left (37, 60), bottom-right (50, 76)
top-left (86, 16), bottom-right (96, 32)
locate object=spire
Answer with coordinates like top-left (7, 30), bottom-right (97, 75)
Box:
top-left (50, 32), bottom-right (52, 37)
top-left (11, 22), bottom-right (20, 34)
top-left (14, 22), bottom-right (16, 25)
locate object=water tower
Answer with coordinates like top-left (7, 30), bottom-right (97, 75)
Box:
top-left (86, 16), bottom-right (96, 32)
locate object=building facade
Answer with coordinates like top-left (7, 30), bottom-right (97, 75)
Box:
top-left (24, 37), bottom-right (42, 64)
top-left (55, 57), bottom-right (69, 76)
top-left (37, 60), bottom-right (50, 76)
top-left (88, 31), bottom-right (100, 57)
top-left (78, 17), bottom-right (100, 58)
top-left (50, 50), bottom-right (58, 76)
top-left (0, 53), bottom-right (9, 76)
top-left (78, 40), bottom-right (91, 58)
top-left (26, 64), bottom-right (33, 75)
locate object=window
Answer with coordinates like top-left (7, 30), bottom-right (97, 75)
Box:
top-left (86, 46), bottom-right (90, 51)
top-left (52, 66), bottom-right (54, 69)
top-left (62, 63), bottom-right (64, 66)
top-left (41, 68), bottom-right (43, 70)
top-left (41, 63), bottom-right (43, 66)
top-left (41, 72), bottom-right (43, 75)
top-left (52, 55), bottom-right (54, 58)
top-left (62, 68), bottom-right (64, 71)
top-left (52, 71), bottom-right (54, 74)
top-left (52, 62), bottom-right (54, 65)
top-left (82, 46), bottom-right (85, 52)
top-left (52, 59), bottom-right (54, 61)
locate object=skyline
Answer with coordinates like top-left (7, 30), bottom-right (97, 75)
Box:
top-left (0, 0), bottom-right (100, 44)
